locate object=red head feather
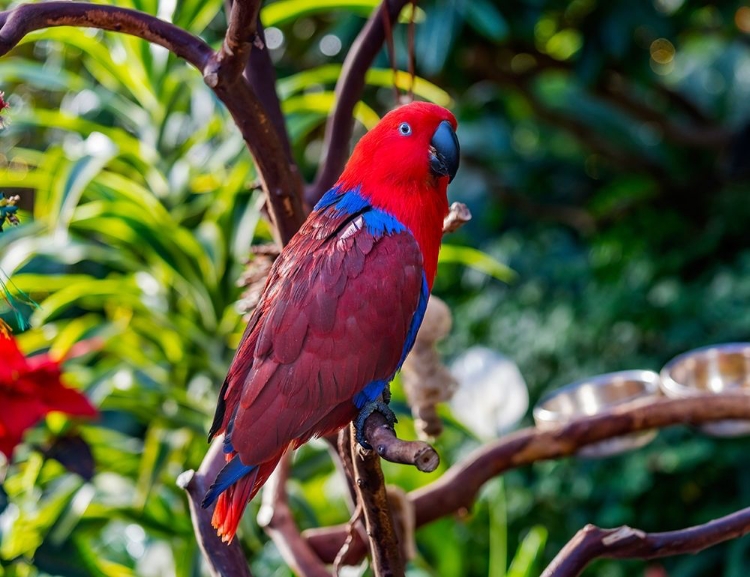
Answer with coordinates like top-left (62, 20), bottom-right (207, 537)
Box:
top-left (336, 102), bottom-right (458, 289)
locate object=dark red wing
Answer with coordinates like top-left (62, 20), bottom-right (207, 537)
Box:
top-left (214, 208), bottom-right (424, 466)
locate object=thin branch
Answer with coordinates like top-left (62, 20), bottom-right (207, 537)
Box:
top-left (0, 2), bottom-right (213, 67)
top-left (333, 501), bottom-right (364, 575)
top-left (349, 424), bottom-right (405, 577)
top-left (542, 508), bottom-right (750, 577)
top-left (257, 453), bottom-right (332, 577)
top-left (307, 0), bottom-right (410, 206)
top-left (593, 75), bottom-right (730, 150)
top-left (177, 439), bottom-right (252, 577)
top-left (305, 394), bottom-right (750, 564)
top-left (499, 45), bottom-right (722, 146)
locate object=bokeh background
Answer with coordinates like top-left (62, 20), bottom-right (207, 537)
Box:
top-left (1, 0), bottom-right (750, 575)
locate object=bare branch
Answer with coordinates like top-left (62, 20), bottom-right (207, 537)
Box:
top-left (412, 394), bottom-right (750, 526)
top-left (305, 394), bottom-right (750, 564)
top-left (333, 501), bottom-right (364, 575)
top-left (362, 410), bottom-right (440, 472)
top-left (307, 0), bottom-right (410, 206)
top-left (209, 77), bottom-right (306, 245)
top-left (245, 20), bottom-right (294, 163)
top-left (177, 440), bottom-right (252, 577)
top-left (542, 508), bottom-right (750, 577)
top-left (217, 0), bottom-right (262, 80)
top-left (442, 202), bottom-right (472, 234)
top-left (349, 424), bottom-right (405, 577)
top-left (257, 453), bottom-right (333, 577)
top-left (0, 2), bottom-right (213, 67)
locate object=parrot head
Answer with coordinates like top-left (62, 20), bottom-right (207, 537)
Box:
top-left (336, 101), bottom-right (460, 288)
top-left (338, 101), bottom-right (459, 192)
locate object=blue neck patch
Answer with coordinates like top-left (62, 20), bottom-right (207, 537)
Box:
top-left (315, 186), bottom-right (405, 238)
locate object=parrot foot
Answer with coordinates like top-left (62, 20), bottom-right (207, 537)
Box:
top-left (355, 401), bottom-right (397, 450)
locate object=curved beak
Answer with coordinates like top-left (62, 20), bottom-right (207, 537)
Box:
top-left (429, 120), bottom-right (460, 182)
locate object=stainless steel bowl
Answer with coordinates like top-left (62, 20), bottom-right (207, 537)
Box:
top-left (660, 343), bottom-right (750, 437)
top-left (533, 370), bottom-right (661, 457)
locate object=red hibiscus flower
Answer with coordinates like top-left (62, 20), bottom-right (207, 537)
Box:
top-left (0, 333), bottom-right (97, 459)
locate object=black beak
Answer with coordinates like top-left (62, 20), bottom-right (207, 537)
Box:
top-left (429, 120), bottom-right (460, 182)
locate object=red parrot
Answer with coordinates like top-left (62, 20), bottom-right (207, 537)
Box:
top-left (202, 101), bottom-right (460, 541)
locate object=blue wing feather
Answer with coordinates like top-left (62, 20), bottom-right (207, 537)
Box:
top-left (202, 455), bottom-right (258, 508)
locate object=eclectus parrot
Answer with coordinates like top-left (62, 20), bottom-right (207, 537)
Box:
top-left (202, 102), bottom-right (460, 541)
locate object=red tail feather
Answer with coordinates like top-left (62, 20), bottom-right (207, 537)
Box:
top-left (211, 454), bottom-right (283, 543)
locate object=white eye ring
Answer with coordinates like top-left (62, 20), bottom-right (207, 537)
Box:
top-left (398, 122), bottom-right (412, 136)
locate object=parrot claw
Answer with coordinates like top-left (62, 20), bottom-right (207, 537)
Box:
top-left (355, 401), bottom-right (397, 450)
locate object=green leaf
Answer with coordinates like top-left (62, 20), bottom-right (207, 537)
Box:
top-left (507, 526), bottom-right (548, 577)
top-left (277, 65), bottom-right (452, 106)
top-left (439, 245), bottom-right (516, 283)
top-left (282, 91), bottom-right (380, 129)
top-left (263, 0), bottom-right (379, 27)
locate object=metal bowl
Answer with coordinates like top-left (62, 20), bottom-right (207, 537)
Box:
top-left (533, 370), bottom-right (661, 457)
top-left (660, 343), bottom-right (750, 437)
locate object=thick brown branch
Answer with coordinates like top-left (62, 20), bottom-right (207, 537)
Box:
top-left (257, 453), bottom-right (332, 577)
top-left (245, 21), bottom-right (294, 163)
top-left (177, 440), bottom-right (252, 577)
top-left (307, 0), bottom-right (410, 206)
top-left (349, 424), bottom-right (405, 577)
top-left (218, 0), bottom-right (262, 80)
top-left (306, 394), bottom-right (750, 564)
top-left (210, 77), bottom-right (306, 245)
top-left (542, 508), bottom-right (750, 577)
top-left (0, 2), bottom-right (212, 67)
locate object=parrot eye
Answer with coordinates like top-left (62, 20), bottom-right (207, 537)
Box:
top-left (398, 122), bottom-right (412, 136)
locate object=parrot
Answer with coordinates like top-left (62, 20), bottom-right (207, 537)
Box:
top-left (202, 101), bottom-right (460, 542)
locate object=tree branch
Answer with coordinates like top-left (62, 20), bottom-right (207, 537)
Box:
top-left (177, 439), bottom-right (252, 577)
top-left (209, 77), bottom-right (306, 245)
top-left (542, 508), bottom-right (750, 577)
top-left (244, 20), bottom-right (294, 163)
top-left (218, 0), bottom-right (261, 81)
top-left (307, 0), bottom-right (410, 206)
top-left (349, 424), bottom-right (405, 577)
top-left (257, 453), bottom-right (332, 577)
top-left (203, 5), bottom-right (305, 245)
top-left (442, 202), bottom-right (473, 234)
top-left (361, 410), bottom-right (440, 473)
top-left (0, 2), bottom-right (213, 67)
top-left (305, 394), bottom-right (750, 564)
top-left (0, 1), bottom-right (306, 245)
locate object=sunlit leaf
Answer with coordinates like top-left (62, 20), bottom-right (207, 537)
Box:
top-left (439, 244), bottom-right (516, 283)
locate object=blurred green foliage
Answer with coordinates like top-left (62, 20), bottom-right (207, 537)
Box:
top-left (1, 0), bottom-right (750, 576)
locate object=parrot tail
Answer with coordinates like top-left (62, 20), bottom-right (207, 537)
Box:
top-left (202, 452), bottom-right (283, 543)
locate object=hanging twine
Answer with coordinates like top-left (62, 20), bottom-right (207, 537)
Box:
top-left (401, 296), bottom-right (459, 439)
top-left (382, 0), bottom-right (418, 105)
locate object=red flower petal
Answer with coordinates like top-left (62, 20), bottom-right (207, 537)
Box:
top-left (0, 395), bottom-right (47, 458)
top-left (42, 381), bottom-right (98, 417)
top-left (0, 334), bottom-right (30, 381)
top-left (0, 334), bottom-right (97, 459)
